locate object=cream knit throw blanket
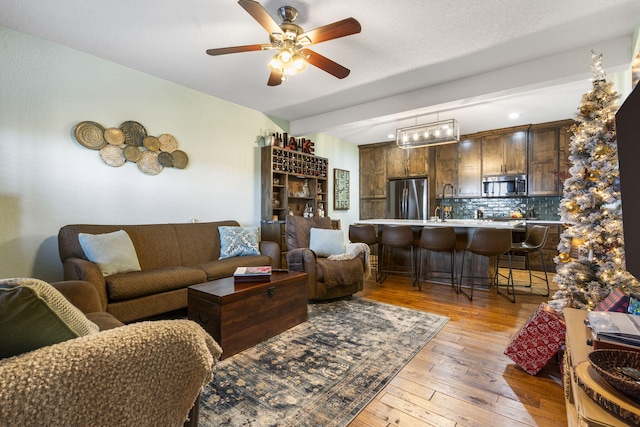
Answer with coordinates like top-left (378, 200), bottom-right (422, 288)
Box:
top-left (0, 319), bottom-right (221, 427)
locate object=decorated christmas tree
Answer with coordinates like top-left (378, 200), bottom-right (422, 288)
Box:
top-left (551, 51), bottom-right (638, 310)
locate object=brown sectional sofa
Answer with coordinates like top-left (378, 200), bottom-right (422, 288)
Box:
top-left (58, 221), bottom-right (281, 323)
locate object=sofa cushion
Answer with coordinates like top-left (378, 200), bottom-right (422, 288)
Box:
top-left (78, 230), bottom-right (141, 276)
top-left (309, 228), bottom-right (345, 257)
top-left (218, 226), bottom-right (260, 259)
top-left (195, 254), bottom-right (273, 281)
top-left (0, 278), bottom-right (99, 358)
top-left (106, 266), bottom-right (207, 301)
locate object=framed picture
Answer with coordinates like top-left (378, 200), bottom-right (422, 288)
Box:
top-left (333, 168), bottom-right (350, 210)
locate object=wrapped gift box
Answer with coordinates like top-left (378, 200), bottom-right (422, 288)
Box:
top-left (504, 302), bottom-right (566, 375)
top-left (595, 288), bottom-right (629, 313)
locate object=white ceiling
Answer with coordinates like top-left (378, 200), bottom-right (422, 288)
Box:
top-left (2, 0), bottom-right (639, 145)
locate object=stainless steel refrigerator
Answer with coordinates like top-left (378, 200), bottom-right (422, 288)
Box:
top-left (387, 178), bottom-right (429, 219)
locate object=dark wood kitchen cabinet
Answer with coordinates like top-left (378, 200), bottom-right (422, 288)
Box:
top-left (457, 136), bottom-right (482, 197)
top-left (435, 143), bottom-right (458, 197)
top-left (359, 144), bottom-right (387, 198)
top-left (558, 121), bottom-right (573, 185)
top-left (359, 144), bottom-right (387, 219)
top-left (386, 144), bottom-right (429, 178)
top-left (482, 128), bottom-right (527, 176)
top-left (528, 119), bottom-right (574, 196)
top-left (360, 199), bottom-right (386, 219)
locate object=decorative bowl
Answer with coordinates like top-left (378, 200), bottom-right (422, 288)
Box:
top-left (588, 349), bottom-right (640, 401)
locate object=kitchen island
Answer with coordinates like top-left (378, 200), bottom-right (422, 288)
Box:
top-left (356, 218), bottom-right (527, 289)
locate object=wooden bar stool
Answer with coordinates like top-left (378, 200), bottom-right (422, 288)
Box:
top-left (349, 224), bottom-right (379, 272)
top-left (502, 225), bottom-right (550, 296)
top-left (458, 228), bottom-right (514, 302)
top-left (417, 227), bottom-right (457, 291)
top-left (377, 225), bottom-right (415, 285)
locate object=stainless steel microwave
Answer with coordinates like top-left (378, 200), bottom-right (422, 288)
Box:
top-left (482, 174), bottom-right (526, 197)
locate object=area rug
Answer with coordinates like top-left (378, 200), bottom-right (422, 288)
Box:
top-left (199, 297), bottom-right (449, 427)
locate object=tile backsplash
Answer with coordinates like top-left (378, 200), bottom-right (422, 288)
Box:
top-left (435, 196), bottom-right (561, 220)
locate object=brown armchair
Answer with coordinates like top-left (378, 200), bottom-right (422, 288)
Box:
top-left (285, 216), bottom-right (366, 300)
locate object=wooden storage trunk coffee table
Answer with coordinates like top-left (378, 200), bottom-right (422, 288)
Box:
top-left (187, 271), bottom-right (308, 359)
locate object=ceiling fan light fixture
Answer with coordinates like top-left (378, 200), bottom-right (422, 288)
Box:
top-left (207, 1), bottom-right (361, 86)
top-left (292, 53), bottom-right (307, 71)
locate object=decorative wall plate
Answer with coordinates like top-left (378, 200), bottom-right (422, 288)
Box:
top-left (136, 151), bottom-right (162, 175)
top-left (104, 127), bottom-right (125, 145)
top-left (158, 134), bottom-right (178, 152)
top-left (119, 121), bottom-right (147, 146)
top-left (122, 145), bottom-right (142, 162)
top-left (99, 145), bottom-right (125, 167)
top-left (157, 151), bottom-right (174, 167)
top-left (171, 150), bottom-right (189, 169)
top-left (143, 136), bottom-right (160, 151)
top-left (74, 121), bottom-right (107, 150)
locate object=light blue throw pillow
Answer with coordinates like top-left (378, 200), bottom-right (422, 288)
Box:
top-left (219, 226), bottom-right (261, 259)
top-left (309, 228), bottom-right (345, 257)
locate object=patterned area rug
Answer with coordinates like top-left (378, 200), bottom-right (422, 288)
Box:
top-left (199, 297), bottom-right (449, 427)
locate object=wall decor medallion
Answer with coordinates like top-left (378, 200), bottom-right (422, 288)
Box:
top-left (73, 120), bottom-right (189, 175)
top-left (333, 168), bottom-right (349, 210)
top-left (74, 121), bottom-right (107, 150)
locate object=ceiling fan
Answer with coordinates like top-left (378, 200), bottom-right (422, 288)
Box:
top-left (206, 0), bottom-right (361, 86)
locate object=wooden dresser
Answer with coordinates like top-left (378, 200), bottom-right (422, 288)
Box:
top-left (564, 308), bottom-right (639, 426)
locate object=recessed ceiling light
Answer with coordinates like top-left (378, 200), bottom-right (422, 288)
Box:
top-left (509, 113), bottom-right (521, 119)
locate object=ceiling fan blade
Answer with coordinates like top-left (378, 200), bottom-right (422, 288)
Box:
top-left (206, 44), bottom-right (272, 56)
top-left (238, 0), bottom-right (283, 37)
top-left (301, 49), bottom-right (350, 79)
top-left (297, 18), bottom-right (361, 45)
top-left (267, 69), bottom-right (283, 86)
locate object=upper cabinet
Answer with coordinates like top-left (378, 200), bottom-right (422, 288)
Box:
top-left (457, 137), bottom-right (482, 197)
top-left (359, 144), bottom-right (387, 198)
top-left (435, 143), bottom-right (458, 197)
top-left (482, 129), bottom-right (527, 176)
top-left (386, 144), bottom-right (429, 178)
top-left (528, 120), bottom-right (574, 196)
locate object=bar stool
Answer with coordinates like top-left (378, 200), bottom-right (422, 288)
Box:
top-left (377, 225), bottom-right (415, 285)
top-left (417, 227), bottom-right (457, 291)
top-left (458, 228), bottom-right (514, 302)
top-left (349, 224), bottom-right (379, 272)
top-left (503, 225), bottom-right (550, 296)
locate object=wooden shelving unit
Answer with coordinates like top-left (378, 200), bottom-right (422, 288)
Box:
top-left (260, 145), bottom-right (329, 265)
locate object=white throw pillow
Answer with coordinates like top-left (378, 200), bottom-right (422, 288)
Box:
top-left (78, 230), bottom-right (141, 276)
top-left (309, 228), bottom-right (345, 257)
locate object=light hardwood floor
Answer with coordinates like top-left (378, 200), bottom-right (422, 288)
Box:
top-left (350, 270), bottom-right (567, 427)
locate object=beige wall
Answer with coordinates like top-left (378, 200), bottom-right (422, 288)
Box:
top-left (0, 26), bottom-right (359, 281)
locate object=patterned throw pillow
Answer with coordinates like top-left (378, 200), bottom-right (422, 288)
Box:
top-left (0, 278), bottom-right (99, 358)
top-left (218, 226), bottom-right (261, 259)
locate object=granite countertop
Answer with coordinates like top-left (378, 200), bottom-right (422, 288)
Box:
top-left (524, 219), bottom-right (563, 225)
top-left (356, 218), bottom-right (527, 230)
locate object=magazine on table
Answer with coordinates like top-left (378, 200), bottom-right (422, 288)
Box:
top-left (587, 310), bottom-right (640, 347)
top-left (233, 266), bottom-right (272, 282)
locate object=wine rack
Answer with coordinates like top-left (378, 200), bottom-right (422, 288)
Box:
top-left (261, 146), bottom-right (329, 265)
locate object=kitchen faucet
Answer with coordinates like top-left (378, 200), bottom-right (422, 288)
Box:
top-left (441, 183), bottom-right (454, 221)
